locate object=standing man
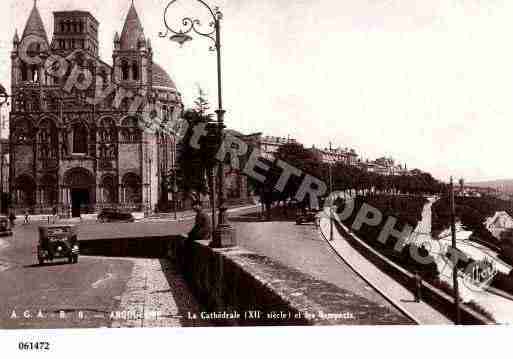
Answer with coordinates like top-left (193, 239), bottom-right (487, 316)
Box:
top-left (188, 202), bottom-right (212, 242)
top-left (414, 270), bottom-right (423, 303)
top-left (52, 205), bottom-right (58, 223)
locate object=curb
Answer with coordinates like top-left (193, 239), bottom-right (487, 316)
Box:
top-left (318, 218), bottom-right (422, 324)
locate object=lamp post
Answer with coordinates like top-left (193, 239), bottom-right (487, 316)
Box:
top-left (169, 166), bottom-right (179, 220)
top-left (0, 84), bottom-right (10, 214)
top-left (160, 0), bottom-right (235, 247)
top-left (328, 162), bottom-right (333, 240)
top-left (450, 177), bottom-right (461, 324)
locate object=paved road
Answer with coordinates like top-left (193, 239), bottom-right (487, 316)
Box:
top-left (0, 217), bottom-right (201, 329)
top-left (0, 207), bottom-right (257, 329)
top-left (230, 211), bottom-right (408, 321)
top-left (0, 223), bottom-right (135, 329)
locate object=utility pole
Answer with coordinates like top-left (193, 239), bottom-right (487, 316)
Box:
top-left (329, 163), bottom-right (333, 240)
top-left (450, 177), bottom-right (461, 324)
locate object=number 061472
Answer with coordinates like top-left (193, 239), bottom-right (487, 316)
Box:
top-left (18, 342), bottom-right (50, 351)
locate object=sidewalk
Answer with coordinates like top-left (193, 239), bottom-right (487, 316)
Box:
top-left (141, 204), bottom-right (258, 223)
top-left (319, 215), bottom-right (452, 324)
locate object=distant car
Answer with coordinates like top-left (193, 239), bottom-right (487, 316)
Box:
top-left (296, 208), bottom-right (319, 225)
top-left (0, 215), bottom-right (13, 236)
top-left (97, 208), bottom-right (135, 223)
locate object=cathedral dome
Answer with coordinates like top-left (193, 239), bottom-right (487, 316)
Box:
top-left (152, 63), bottom-right (177, 90)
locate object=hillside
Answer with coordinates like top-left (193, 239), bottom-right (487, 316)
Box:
top-left (467, 179), bottom-right (513, 193)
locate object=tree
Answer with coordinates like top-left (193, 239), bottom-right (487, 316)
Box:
top-left (176, 110), bottom-right (210, 197)
top-left (194, 84), bottom-right (211, 117)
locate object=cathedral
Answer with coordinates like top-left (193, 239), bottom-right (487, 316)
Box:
top-left (9, 1), bottom-right (182, 216)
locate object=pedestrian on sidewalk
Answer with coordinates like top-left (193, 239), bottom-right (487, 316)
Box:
top-left (8, 210), bottom-right (16, 228)
top-left (52, 205), bottom-right (58, 223)
top-left (414, 270), bottom-right (423, 303)
top-left (24, 210), bottom-right (29, 224)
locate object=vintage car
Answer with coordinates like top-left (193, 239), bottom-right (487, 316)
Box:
top-left (97, 208), bottom-right (135, 223)
top-left (0, 215), bottom-right (13, 236)
top-left (37, 224), bottom-right (79, 265)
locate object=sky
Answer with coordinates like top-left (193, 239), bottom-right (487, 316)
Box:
top-left (0, 0), bottom-right (512, 182)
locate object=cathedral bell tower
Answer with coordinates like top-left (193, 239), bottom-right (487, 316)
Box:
top-left (112, 2), bottom-right (153, 97)
top-left (51, 10), bottom-right (99, 58)
top-left (11, 0), bottom-right (49, 89)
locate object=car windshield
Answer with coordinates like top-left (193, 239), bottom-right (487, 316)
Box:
top-left (47, 227), bottom-right (69, 236)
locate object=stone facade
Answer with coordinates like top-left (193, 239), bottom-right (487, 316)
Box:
top-left (9, 2), bottom-right (182, 216)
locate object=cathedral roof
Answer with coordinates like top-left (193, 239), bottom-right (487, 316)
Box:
top-left (152, 63), bottom-right (177, 90)
top-left (22, 0), bottom-right (48, 43)
top-left (119, 2), bottom-right (145, 50)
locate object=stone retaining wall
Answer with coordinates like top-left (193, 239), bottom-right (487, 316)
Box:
top-left (167, 237), bottom-right (409, 325)
top-left (79, 233), bottom-right (410, 325)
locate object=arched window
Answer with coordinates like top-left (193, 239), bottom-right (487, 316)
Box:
top-left (13, 118), bottom-right (31, 143)
top-left (99, 118), bottom-right (117, 160)
top-left (21, 62), bottom-right (28, 81)
top-left (101, 175), bottom-right (117, 203)
top-left (121, 117), bottom-right (142, 142)
top-left (122, 173), bottom-right (142, 204)
top-left (121, 60), bottom-right (129, 80)
top-left (132, 62), bottom-right (139, 80)
top-left (30, 65), bottom-right (38, 82)
top-left (72, 123), bottom-right (88, 154)
top-left (37, 119), bottom-right (58, 160)
top-left (15, 175), bottom-right (36, 207)
top-left (40, 175), bottom-right (58, 205)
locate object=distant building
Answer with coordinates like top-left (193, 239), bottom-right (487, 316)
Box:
top-left (457, 186), bottom-right (497, 198)
top-left (258, 135), bottom-right (297, 160)
top-left (310, 146), bottom-right (358, 166)
top-left (359, 157), bottom-right (409, 176)
top-left (485, 211), bottom-right (513, 240)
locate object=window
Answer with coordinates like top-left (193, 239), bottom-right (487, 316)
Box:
top-left (30, 65), bottom-right (38, 82)
top-left (21, 62), bottom-right (28, 81)
top-left (60, 22), bottom-right (65, 33)
top-left (72, 123), bottom-right (88, 154)
top-left (121, 60), bottom-right (129, 80)
top-left (132, 62), bottom-right (139, 80)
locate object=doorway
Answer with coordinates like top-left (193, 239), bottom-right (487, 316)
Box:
top-left (71, 189), bottom-right (90, 217)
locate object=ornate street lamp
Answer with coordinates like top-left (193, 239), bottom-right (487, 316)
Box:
top-left (160, 0), bottom-right (235, 247)
top-left (0, 84), bottom-right (9, 107)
